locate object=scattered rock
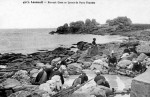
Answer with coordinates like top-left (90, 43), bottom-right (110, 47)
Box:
top-left (82, 62), bottom-right (92, 69)
top-left (67, 63), bottom-right (82, 75)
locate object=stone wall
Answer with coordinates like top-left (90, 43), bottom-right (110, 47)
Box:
top-left (130, 68), bottom-right (150, 97)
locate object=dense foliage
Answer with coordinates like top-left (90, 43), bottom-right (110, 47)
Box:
top-left (50, 17), bottom-right (150, 35)
top-left (106, 17), bottom-right (132, 26)
top-left (51, 19), bottom-right (99, 34)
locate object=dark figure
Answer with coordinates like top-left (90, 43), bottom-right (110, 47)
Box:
top-left (34, 67), bottom-right (54, 85)
top-left (132, 61), bottom-right (147, 73)
top-left (78, 72), bottom-right (88, 84)
top-left (60, 60), bottom-right (68, 67)
top-left (132, 62), bottom-right (143, 73)
top-left (92, 38), bottom-right (97, 46)
top-left (94, 70), bottom-right (110, 88)
top-left (123, 46), bottom-right (130, 54)
top-left (72, 72), bottom-right (88, 86)
top-left (34, 70), bottom-right (45, 84)
top-left (108, 52), bottom-right (117, 67)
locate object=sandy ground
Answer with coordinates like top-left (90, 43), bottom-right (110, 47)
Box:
top-left (64, 69), bottom-right (132, 97)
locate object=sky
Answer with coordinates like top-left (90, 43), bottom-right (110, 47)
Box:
top-left (0, 0), bottom-right (150, 28)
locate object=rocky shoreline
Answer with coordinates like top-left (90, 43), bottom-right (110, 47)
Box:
top-left (0, 34), bottom-right (150, 97)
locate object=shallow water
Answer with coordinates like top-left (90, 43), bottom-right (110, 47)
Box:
top-left (64, 70), bottom-right (132, 97)
top-left (0, 29), bottom-right (127, 54)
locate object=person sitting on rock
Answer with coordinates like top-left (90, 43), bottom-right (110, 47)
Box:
top-left (92, 38), bottom-right (97, 46)
top-left (33, 65), bottom-right (55, 85)
top-left (132, 61), bottom-right (146, 73)
top-left (108, 51), bottom-right (117, 68)
top-left (72, 71), bottom-right (88, 87)
top-left (94, 70), bottom-right (110, 88)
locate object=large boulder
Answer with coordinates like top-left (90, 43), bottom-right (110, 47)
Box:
top-left (131, 67), bottom-right (150, 97)
top-left (92, 59), bottom-right (108, 68)
top-left (87, 85), bottom-right (113, 97)
top-left (12, 70), bottom-right (31, 85)
top-left (30, 69), bottom-right (41, 78)
top-left (90, 59), bottom-right (109, 74)
top-left (117, 60), bottom-right (132, 69)
top-left (67, 63), bottom-right (82, 75)
top-left (137, 44), bottom-right (150, 54)
top-left (77, 41), bottom-right (90, 51)
top-left (2, 78), bottom-right (21, 88)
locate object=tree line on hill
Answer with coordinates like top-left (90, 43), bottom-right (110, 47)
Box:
top-left (50, 17), bottom-right (150, 35)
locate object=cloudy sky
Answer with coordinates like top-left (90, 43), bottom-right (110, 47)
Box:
top-left (0, 0), bottom-right (150, 28)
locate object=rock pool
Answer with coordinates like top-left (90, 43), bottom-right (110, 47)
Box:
top-left (64, 70), bottom-right (132, 97)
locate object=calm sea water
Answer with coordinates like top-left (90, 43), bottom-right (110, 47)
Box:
top-left (0, 28), bottom-right (127, 54)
